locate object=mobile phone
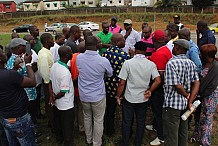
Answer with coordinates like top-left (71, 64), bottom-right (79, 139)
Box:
top-left (26, 42), bottom-right (31, 55)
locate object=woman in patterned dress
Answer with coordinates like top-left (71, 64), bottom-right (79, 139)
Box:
top-left (191, 44), bottom-right (218, 146)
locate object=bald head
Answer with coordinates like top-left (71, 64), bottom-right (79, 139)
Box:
top-left (111, 33), bottom-right (125, 48)
top-left (58, 46), bottom-right (72, 62)
top-left (178, 28), bottom-right (191, 41)
top-left (11, 32), bottom-right (19, 39)
top-left (23, 34), bottom-right (34, 41)
top-left (85, 36), bottom-right (98, 51)
top-left (62, 27), bottom-right (70, 39)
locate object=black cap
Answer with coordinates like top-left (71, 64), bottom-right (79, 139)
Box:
top-left (173, 15), bottom-right (180, 19)
top-left (134, 41), bottom-right (147, 51)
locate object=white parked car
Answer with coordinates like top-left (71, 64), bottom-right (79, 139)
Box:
top-left (79, 21), bottom-right (99, 31)
top-left (45, 23), bottom-right (62, 32)
top-left (53, 23), bottom-right (78, 34)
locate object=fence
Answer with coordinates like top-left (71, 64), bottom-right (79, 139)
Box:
top-left (0, 6), bottom-right (218, 19)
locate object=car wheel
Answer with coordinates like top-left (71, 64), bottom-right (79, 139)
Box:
top-left (45, 28), bottom-right (48, 32)
top-left (13, 29), bottom-right (16, 33)
top-left (212, 30), bottom-right (215, 33)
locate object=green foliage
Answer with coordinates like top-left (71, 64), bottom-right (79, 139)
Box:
top-left (192, 0), bottom-right (214, 8)
top-left (154, 0), bottom-right (182, 7)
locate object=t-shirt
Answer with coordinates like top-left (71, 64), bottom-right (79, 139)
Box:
top-left (33, 38), bottom-right (42, 54)
top-left (65, 38), bottom-right (78, 54)
top-left (50, 61), bottom-right (74, 110)
top-left (118, 54), bottom-right (159, 103)
top-left (0, 69), bottom-right (28, 118)
top-left (96, 31), bottom-right (113, 55)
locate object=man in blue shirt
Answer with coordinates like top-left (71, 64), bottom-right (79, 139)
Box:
top-left (76, 36), bottom-right (113, 146)
top-left (178, 28), bottom-right (202, 73)
top-left (197, 20), bottom-right (216, 48)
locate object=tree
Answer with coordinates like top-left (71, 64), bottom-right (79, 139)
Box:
top-left (154, 0), bottom-right (182, 7)
top-left (192, 0), bottom-right (213, 8)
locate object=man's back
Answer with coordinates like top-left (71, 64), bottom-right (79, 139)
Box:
top-left (76, 50), bottom-right (112, 102)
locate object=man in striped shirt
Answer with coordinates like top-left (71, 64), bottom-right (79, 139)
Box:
top-left (163, 39), bottom-right (200, 146)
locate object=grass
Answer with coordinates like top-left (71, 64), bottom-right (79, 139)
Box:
top-left (36, 103), bottom-right (218, 146)
top-left (0, 33), bottom-right (26, 48)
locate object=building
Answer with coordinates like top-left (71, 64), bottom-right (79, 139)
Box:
top-left (23, 0), bottom-right (43, 11)
top-left (69, 0), bottom-right (97, 7)
top-left (0, 1), bottom-right (17, 12)
top-left (131, 0), bottom-right (157, 7)
top-left (23, 0), bottom-right (67, 11)
top-left (101, 0), bottom-right (124, 7)
top-left (43, 0), bottom-right (67, 10)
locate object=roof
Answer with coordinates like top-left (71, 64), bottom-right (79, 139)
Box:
top-left (43, 0), bottom-right (67, 2)
top-left (0, 1), bottom-right (16, 4)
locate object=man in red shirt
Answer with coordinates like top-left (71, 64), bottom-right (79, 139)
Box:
top-left (148, 30), bottom-right (172, 146)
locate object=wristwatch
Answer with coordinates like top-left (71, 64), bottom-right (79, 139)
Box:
top-left (26, 63), bottom-right (32, 67)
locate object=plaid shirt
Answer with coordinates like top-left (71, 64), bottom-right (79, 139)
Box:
top-left (163, 54), bottom-right (199, 110)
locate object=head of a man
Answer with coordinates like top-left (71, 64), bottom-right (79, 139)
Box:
top-left (152, 30), bottom-right (165, 49)
top-left (83, 29), bottom-right (93, 40)
top-left (23, 34), bottom-right (36, 49)
top-left (10, 38), bottom-right (27, 55)
top-left (85, 36), bottom-right (98, 51)
top-left (102, 22), bottom-right (110, 34)
top-left (178, 28), bottom-right (191, 41)
top-left (62, 27), bottom-right (70, 40)
top-left (142, 26), bottom-right (152, 40)
top-left (200, 44), bottom-right (217, 62)
top-left (134, 41), bottom-right (147, 55)
top-left (40, 33), bottom-right (54, 49)
top-left (123, 19), bottom-right (132, 31)
top-left (111, 33), bottom-right (125, 48)
top-left (173, 15), bottom-right (180, 24)
top-left (141, 22), bottom-right (148, 30)
top-left (95, 36), bottom-right (102, 50)
top-left (55, 33), bottom-right (65, 46)
top-left (69, 25), bottom-right (81, 40)
top-left (78, 41), bottom-right (86, 53)
top-left (111, 16), bottom-right (117, 27)
top-left (58, 46), bottom-right (72, 63)
top-left (197, 20), bottom-right (208, 33)
top-left (29, 25), bottom-right (39, 38)
top-left (172, 39), bottom-right (190, 56)
top-left (166, 23), bottom-right (179, 39)
top-left (11, 32), bottom-right (19, 39)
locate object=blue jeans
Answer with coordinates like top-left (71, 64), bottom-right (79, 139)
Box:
top-left (122, 98), bottom-right (148, 146)
top-left (0, 113), bottom-right (36, 146)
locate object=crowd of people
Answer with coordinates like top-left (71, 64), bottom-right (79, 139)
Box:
top-left (0, 15), bottom-right (218, 146)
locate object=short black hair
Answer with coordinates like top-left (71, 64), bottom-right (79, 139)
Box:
top-left (167, 23), bottom-right (179, 32)
top-left (40, 33), bottom-right (52, 45)
top-left (69, 25), bottom-right (80, 34)
top-left (55, 33), bottom-right (64, 40)
top-left (29, 25), bottom-right (37, 33)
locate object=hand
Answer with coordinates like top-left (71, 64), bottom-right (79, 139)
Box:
top-left (128, 49), bottom-right (135, 57)
top-left (49, 93), bottom-right (55, 106)
top-left (31, 62), bottom-right (38, 72)
top-left (144, 90), bottom-right (151, 100)
top-left (24, 52), bottom-right (32, 64)
top-left (13, 56), bottom-right (22, 70)
top-left (188, 102), bottom-right (193, 110)
top-left (116, 96), bottom-right (123, 106)
top-left (186, 93), bottom-right (190, 100)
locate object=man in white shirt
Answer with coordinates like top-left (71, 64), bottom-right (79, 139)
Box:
top-left (173, 15), bottom-right (184, 30)
top-left (120, 19), bottom-right (141, 54)
top-left (49, 46), bottom-right (74, 146)
top-left (50, 33), bottom-right (65, 62)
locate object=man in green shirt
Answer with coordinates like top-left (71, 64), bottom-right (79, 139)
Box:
top-left (29, 25), bottom-right (42, 54)
top-left (96, 22), bottom-right (113, 55)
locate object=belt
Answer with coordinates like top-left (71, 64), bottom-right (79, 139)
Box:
top-left (4, 113), bottom-right (28, 124)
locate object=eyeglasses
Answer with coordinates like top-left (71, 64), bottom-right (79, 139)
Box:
top-left (124, 23), bottom-right (130, 26)
top-left (143, 32), bottom-right (150, 34)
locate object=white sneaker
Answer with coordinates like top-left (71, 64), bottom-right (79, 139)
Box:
top-left (146, 125), bottom-right (156, 131)
top-left (150, 137), bottom-right (164, 145)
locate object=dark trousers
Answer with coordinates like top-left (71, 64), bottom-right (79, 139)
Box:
top-left (0, 124), bottom-right (8, 146)
top-left (122, 98), bottom-right (148, 146)
top-left (150, 87), bottom-right (164, 140)
top-left (28, 100), bottom-right (38, 124)
top-left (35, 84), bottom-right (42, 117)
top-left (43, 83), bottom-right (54, 131)
top-left (53, 106), bottom-right (74, 146)
top-left (104, 96), bottom-right (117, 136)
top-left (163, 107), bottom-right (188, 146)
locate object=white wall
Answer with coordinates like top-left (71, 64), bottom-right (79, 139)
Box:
top-left (101, 0), bottom-right (124, 7)
top-left (43, 1), bottom-right (67, 10)
top-left (132, 0), bottom-right (147, 6)
top-left (23, 2), bottom-right (43, 11)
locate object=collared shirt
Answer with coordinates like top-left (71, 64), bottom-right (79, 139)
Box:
top-left (163, 54), bottom-right (199, 110)
top-left (38, 47), bottom-right (54, 84)
top-left (118, 54), bottom-right (160, 103)
top-left (65, 38), bottom-right (78, 54)
top-left (96, 31), bottom-right (113, 55)
top-left (109, 24), bottom-right (122, 34)
top-left (76, 50), bottom-right (113, 102)
top-left (177, 22), bottom-right (184, 30)
top-left (102, 45), bottom-right (129, 98)
top-left (50, 60), bottom-right (74, 110)
top-left (50, 42), bottom-right (60, 63)
top-left (186, 39), bottom-right (202, 73)
top-left (33, 38), bottom-right (42, 54)
top-left (166, 36), bottom-right (179, 52)
top-left (141, 36), bottom-right (155, 57)
top-left (6, 54), bottom-right (37, 101)
top-left (199, 28), bottom-right (216, 47)
top-left (121, 28), bottom-right (141, 53)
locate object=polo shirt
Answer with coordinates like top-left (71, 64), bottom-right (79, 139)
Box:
top-left (38, 47), bottom-right (54, 84)
top-left (118, 54), bottom-right (159, 103)
top-left (141, 36), bottom-right (155, 57)
top-left (70, 53), bottom-right (79, 97)
top-left (163, 54), bottom-right (199, 110)
top-left (199, 29), bottom-right (216, 48)
top-left (76, 50), bottom-right (113, 102)
top-left (121, 29), bottom-right (141, 53)
top-left (50, 60), bottom-right (74, 110)
top-left (50, 42), bottom-right (60, 63)
top-left (150, 45), bottom-right (172, 71)
top-left (33, 38), bottom-right (42, 54)
top-left (65, 38), bottom-right (78, 54)
top-left (96, 31), bottom-right (113, 55)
